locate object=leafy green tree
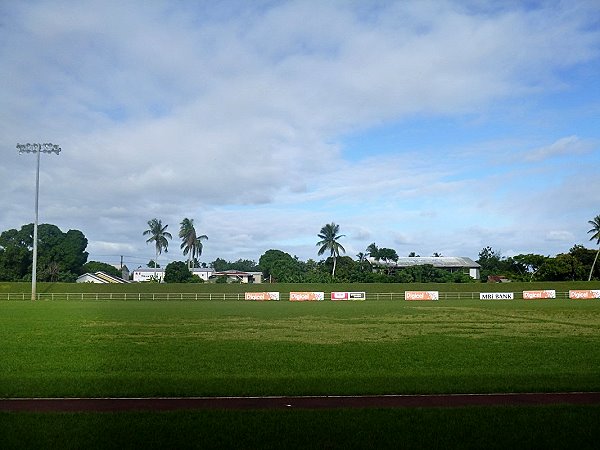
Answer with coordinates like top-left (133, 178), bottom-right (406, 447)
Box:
top-left (0, 223), bottom-right (88, 282)
top-left (179, 218), bottom-right (207, 269)
top-left (588, 215), bottom-right (600, 281)
top-left (82, 261), bottom-right (121, 278)
top-left (143, 218), bottom-right (172, 278)
top-left (258, 249), bottom-right (303, 282)
top-left (164, 261), bottom-right (199, 283)
top-left (477, 246), bottom-right (505, 282)
top-left (210, 257), bottom-right (228, 272)
top-left (0, 228), bottom-right (31, 281)
top-left (510, 254), bottom-right (548, 281)
top-left (147, 260), bottom-right (160, 268)
top-left (210, 258), bottom-right (260, 272)
top-left (537, 254), bottom-right (586, 281)
top-left (316, 222), bottom-right (346, 278)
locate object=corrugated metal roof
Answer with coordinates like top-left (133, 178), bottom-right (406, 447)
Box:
top-left (369, 256), bottom-right (480, 268)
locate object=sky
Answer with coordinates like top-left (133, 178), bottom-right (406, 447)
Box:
top-left (1, 0), bottom-right (599, 270)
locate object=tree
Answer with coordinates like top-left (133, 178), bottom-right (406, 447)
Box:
top-left (82, 261), bottom-right (121, 278)
top-left (588, 215), bottom-right (600, 281)
top-left (366, 243), bottom-right (379, 261)
top-left (537, 254), bottom-right (585, 281)
top-left (477, 246), bottom-right (505, 282)
top-left (164, 261), bottom-right (198, 283)
top-left (316, 222), bottom-right (346, 278)
top-left (0, 223), bottom-right (88, 282)
top-left (143, 218), bottom-right (172, 279)
top-left (258, 249), bottom-right (303, 282)
top-left (179, 218), bottom-right (208, 270)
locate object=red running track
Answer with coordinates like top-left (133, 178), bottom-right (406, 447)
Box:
top-left (1, 392), bottom-right (600, 412)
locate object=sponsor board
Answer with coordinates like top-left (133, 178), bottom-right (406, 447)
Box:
top-left (244, 292), bottom-right (280, 301)
top-left (569, 290), bottom-right (600, 299)
top-left (289, 291), bottom-right (325, 302)
top-left (523, 290), bottom-right (556, 300)
top-left (405, 291), bottom-right (439, 301)
top-left (331, 292), bottom-right (366, 301)
top-left (479, 292), bottom-right (514, 300)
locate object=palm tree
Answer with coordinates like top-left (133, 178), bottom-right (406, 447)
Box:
top-left (179, 218), bottom-right (208, 270)
top-left (316, 222), bottom-right (346, 278)
top-left (366, 243), bottom-right (379, 261)
top-left (143, 218), bottom-right (172, 279)
top-left (588, 214), bottom-right (600, 281)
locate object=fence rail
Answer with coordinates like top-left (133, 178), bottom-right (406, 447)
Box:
top-left (0, 291), bottom-right (575, 301)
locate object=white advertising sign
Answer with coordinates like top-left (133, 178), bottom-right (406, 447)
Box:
top-left (479, 292), bottom-right (514, 300)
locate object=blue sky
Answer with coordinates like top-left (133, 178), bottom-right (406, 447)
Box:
top-left (1, 0), bottom-right (599, 269)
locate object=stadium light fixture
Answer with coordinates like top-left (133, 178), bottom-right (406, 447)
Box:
top-left (17, 143), bottom-right (62, 300)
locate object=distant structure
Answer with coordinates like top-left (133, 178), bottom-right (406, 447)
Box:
top-left (76, 272), bottom-right (130, 284)
top-left (368, 256), bottom-right (481, 280)
top-left (131, 268), bottom-right (262, 283)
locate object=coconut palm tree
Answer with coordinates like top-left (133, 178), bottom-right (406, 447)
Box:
top-left (588, 214), bottom-right (600, 281)
top-left (366, 243), bottom-right (380, 261)
top-left (143, 218), bottom-right (172, 279)
top-left (316, 222), bottom-right (346, 278)
top-left (179, 218), bottom-right (208, 270)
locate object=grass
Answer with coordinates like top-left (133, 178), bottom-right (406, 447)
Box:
top-left (1, 406), bottom-right (600, 449)
top-left (1, 298), bottom-right (599, 397)
top-left (2, 293), bottom-right (599, 448)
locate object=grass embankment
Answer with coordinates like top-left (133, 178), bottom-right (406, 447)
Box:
top-left (1, 280), bottom-right (599, 295)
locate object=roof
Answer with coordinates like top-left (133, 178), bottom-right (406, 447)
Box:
top-left (76, 272), bottom-right (129, 283)
top-left (369, 256), bottom-right (480, 268)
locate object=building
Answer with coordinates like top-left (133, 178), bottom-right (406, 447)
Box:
top-left (209, 270), bottom-right (263, 283)
top-left (368, 256), bottom-right (481, 280)
top-left (131, 267), bottom-right (263, 283)
top-left (76, 271), bottom-right (130, 283)
top-left (132, 268), bottom-right (166, 282)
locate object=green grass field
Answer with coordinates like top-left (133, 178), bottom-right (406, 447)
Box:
top-left (1, 296), bottom-right (599, 397)
top-left (1, 283), bottom-right (599, 448)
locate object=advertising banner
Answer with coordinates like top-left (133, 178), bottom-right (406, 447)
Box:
top-left (331, 292), bottom-right (366, 301)
top-left (405, 291), bottom-right (439, 301)
top-left (479, 292), bottom-right (514, 300)
top-left (569, 290), bottom-right (600, 299)
top-left (244, 292), bottom-right (280, 301)
top-left (523, 290), bottom-right (556, 299)
top-left (289, 292), bottom-right (325, 302)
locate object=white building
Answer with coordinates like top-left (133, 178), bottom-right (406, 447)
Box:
top-left (369, 256), bottom-right (481, 280)
top-left (131, 267), bottom-right (263, 283)
top-left (132, 268), bottom-right (166, 282)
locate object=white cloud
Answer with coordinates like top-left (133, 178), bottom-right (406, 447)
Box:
top-left (524, 136), bottom-right (593, 162)
top-left (1, 0), bottom-right (599, 265)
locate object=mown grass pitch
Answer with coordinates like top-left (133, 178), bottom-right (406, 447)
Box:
top-left (1, 296), bottom-right (599, 449)
top-left (1, 298), bottom-right (599, 398)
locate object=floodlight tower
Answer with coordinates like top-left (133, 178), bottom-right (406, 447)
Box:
top-left (17, 143), bottom-right (62, 300)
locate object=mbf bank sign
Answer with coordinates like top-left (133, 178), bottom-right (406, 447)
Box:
top-left (480, 292), bottom-right (514, 300)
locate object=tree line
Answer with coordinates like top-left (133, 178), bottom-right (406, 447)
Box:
top-left (0, 215), bottom-right (598, 283)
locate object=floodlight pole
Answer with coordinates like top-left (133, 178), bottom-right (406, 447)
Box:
top-left (17, 143), bottom-right (62, 300)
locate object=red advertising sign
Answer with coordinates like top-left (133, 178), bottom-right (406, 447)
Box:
top-left (289, 292), bottom-right (325, 302)
top-left (405, 291), bottom-right (439, 301)
top-left (523, 290), bottom-right (556, 299)
top-left (244, 292), bottom-right (280, 301)
top-left (569, 290), bottom-right (600, 299)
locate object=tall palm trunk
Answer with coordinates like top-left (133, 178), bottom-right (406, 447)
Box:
top-left (332, 256), bottom-right (337, 278)
top-left (589, 249), bottom-right (600, 281)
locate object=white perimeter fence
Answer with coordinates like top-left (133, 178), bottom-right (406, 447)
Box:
top-left (0, 291), bottom-right (578, 301)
